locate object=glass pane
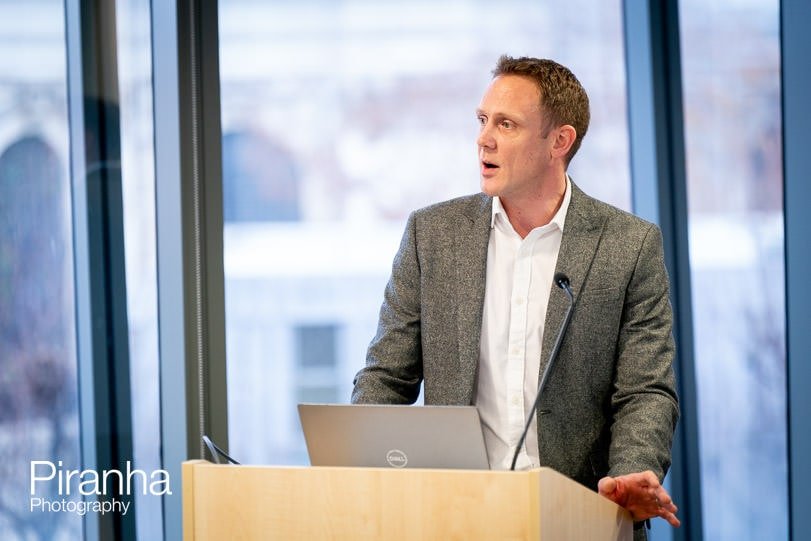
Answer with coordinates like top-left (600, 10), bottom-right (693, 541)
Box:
top-left (679, 1), bottom-right (787, 539)
top-left (220, 0), bottom-right (631, 466)
top-left (296, 325), bottom-right (338, 368)
top-left (0, 3), bottom-right (82, 539)
top-left (115, 0), bottom-right (163, 538)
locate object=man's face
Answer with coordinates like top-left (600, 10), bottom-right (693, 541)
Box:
top-left (476, 75), bottom-right (554, 201)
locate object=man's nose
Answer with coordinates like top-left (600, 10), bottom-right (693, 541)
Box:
top-left (477, 123), bottom-right (496, 149)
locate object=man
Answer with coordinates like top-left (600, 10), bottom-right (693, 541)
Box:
top-left (352, 56), bottom-right (680, 535)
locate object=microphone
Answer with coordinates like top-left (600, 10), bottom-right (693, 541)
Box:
top-left (202, 435), bottom-right (240, 465)
top-left (510, 272), bottom-right (575, 471)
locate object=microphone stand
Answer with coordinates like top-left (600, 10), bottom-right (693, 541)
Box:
top-left (510, 273), bottom-right (575, 471)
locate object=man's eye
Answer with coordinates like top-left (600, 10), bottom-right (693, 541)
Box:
top-left (477, 116), bottom-right (487, 126)
top-left (500, 120), bottom-right (514, 129)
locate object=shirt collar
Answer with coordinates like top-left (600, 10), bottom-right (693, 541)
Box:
top-left (491, 175), bottom-right (572, 231)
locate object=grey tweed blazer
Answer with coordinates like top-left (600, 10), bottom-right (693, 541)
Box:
top-left (352, 182), bottom-right (679, 493)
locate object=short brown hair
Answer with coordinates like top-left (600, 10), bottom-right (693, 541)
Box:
top-left (493, 55), bottom-right (590, 164)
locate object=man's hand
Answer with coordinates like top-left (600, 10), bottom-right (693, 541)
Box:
top-left (598, 471), bottom-right (680, 527)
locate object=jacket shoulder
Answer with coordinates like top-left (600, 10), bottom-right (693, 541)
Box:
top-left (412, 193), bottom-right (491, 223)
top-left (572, 183), bottom-right (658, 235)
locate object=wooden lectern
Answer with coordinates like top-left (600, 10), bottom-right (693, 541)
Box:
top-left (183, 460), bottom-right (632, 540)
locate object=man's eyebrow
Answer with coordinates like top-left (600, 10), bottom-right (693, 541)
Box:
top-left (476, 109), bottom-right (507, 117)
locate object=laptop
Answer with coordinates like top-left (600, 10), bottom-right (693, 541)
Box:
top-left (298, 404), bottom-right (490, 470)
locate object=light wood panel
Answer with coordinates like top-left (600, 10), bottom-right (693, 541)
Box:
top-left (182, 460), bottom-right (631, 540)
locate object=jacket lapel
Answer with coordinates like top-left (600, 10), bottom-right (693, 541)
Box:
top-left (454, 195), bottom-right (492, 403)
top-left (450, 186), bottom-right (606, 402)
top-left (539, 183), bottom-right (606, 376)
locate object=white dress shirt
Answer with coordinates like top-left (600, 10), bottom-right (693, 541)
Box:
top-left (475, 178), bottom-right (571, 470)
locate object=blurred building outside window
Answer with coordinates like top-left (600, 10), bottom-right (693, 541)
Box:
top-left (218, 0), bottom-right (632, 467)
top-left (679, 0), bottom-right (788, 538)
top-left (0, 3), bottom-right (82, 540)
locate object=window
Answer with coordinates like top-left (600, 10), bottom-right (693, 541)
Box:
top-left (219, 0), bottom-right (632, 466)
top-left (679, 1), bottom-right (787, 538)
top-left (296, 324), bottom-right (338, 369)
top-left (115, 0), bottom-right (163, 538)
top-left (296, 325), bottom-right (341, 400)
top-left (0, 4), bottom-right (80, 537)
top-left (223, 130), bottom-right (302, 222)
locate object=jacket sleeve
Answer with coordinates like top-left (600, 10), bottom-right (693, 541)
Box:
top-left (351, 212), bottom-right (424, 404)
top-left (607, 224), bottom-right (680, 480)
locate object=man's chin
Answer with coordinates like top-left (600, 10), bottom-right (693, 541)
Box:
top-left (480, 179), bottom-right (500, 197)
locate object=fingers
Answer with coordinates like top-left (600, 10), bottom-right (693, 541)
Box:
top-left (597, 476), bottom-right (617, 497)
top-left (597, 471), bottom-right (681, 528)
top-left (654, 487), bottom-right (675, 511)
top-left (648, 480), bottom-right (679, 527)
top-left (658, 506), bottom-right (681, 527)
top-left (604, 471), bottom-right (681, 527)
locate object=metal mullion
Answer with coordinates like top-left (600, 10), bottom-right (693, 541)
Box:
top-left (781, 1), bottom-right (811, 538)
top-left (622, 1), bottom-right (703, 540)
top-left (151, 0), bottom-right (227, 539)
top-left (65, 0), bottom-right (135, 540)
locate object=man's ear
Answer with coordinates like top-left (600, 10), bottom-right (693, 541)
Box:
top-left (550, 124), bottom-right (577, 160)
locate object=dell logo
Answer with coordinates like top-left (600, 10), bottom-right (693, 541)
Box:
top-left (386, 449), bottom-right (408, 468)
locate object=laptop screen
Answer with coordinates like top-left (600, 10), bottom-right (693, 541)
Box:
top-left (298, 404), bottom-right (490, 470)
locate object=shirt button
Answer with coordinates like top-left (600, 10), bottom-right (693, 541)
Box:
top-left (510, 395), bottom-right (521, 407)
top-left (515, 297), bottom-right (524, 305)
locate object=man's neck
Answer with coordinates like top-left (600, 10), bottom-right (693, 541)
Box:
top-left (501, 174), bottom-right (567, 239)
